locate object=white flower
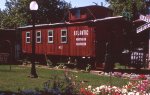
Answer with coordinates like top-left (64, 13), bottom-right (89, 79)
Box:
top-left (92, 88), bottom-right (96, 92)
top-left (135, 92), bottom-right (140, 95)
top-left (128, 92), bottom-right (136, 95)
top-left (107, 86), bottom-right (111, 91)
top-left (112, 86), bottom-right (117, 89)
top-left (145, 93), bottom-right (150, 95)
top-left (122, 88), bottom-right (127, 93)
top-left (88, 85), bottom-right (92, 90)
top-left (99, 85), bottom-right (107, 89)
top-left (95, 87), bottom-right (100, 93)
top-left (115, 88), bottom-right (121, 93)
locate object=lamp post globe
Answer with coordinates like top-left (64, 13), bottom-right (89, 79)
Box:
top-left (30, 1), bottom-right (38, 11)
top-left (30, 1), bottom-right (38, 78)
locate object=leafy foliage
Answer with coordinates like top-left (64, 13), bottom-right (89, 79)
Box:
top-left (105, 0), bottom-right (145, 21)
top-left (0, 0), bottom-right (71, 29)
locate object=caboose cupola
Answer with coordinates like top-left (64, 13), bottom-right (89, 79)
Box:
top-left (69, 5), bottom-right (113, 22)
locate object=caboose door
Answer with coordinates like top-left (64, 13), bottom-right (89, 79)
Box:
top-left (54, 28), bottom-right (69, 56)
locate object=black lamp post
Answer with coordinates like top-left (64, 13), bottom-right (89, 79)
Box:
top-left (29, 1), bottom-right (38, 78)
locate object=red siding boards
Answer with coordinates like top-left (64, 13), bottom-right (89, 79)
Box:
top-left (21, 24), bottom-right (95, 57)
top-left (69, 25), bottom-right (95, 57)
top-left (46, 28), bottom-right (56, 55)
top-left (54, 27), bottom-right (67, 56)
top-left (22, 30), bottom-right (32, 54)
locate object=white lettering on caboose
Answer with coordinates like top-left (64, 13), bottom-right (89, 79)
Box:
top-left (74, 30), bottom-right (88, 36)
top-left (76, 38), bottom-right (86, 41)
top-left (74, 30), bottom-right (89, 46)
top-left (76, 38), bottom-right (87, 46)
top-left (76, 43), bottom-right (86, 46)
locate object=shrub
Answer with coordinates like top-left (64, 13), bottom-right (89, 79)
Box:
top-left (85, 64), bottom-right (91, 72)
top-left (42, 70), bottom-right (81, 95)
top-left (46, 59), bottom-right (53, 68)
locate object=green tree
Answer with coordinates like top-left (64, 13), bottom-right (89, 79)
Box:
top-left (36, 0), bottom-right (71, 24)
top-left (105, 0), bottom-right (145, 21)
top-left (0, 0), bottom-right (71, 29)
top-left (0, 9), bottom-right (5, 28)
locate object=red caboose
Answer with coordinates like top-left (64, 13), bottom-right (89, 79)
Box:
top-left (19, 5), bottom-right (126, 68)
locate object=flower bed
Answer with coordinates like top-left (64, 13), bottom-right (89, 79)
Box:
top-left (80, 72), bottom-right (150, 95)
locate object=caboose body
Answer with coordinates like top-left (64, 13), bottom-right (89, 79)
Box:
top-left (19, 5), bottom-right (126, 68)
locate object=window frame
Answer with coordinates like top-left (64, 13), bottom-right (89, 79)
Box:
top-left (26, 32), bottom-right (30, 43)
top-left (75, 9), bottom-right (80, 18)
top-left (48, 30), bottom-right (54, 43)
top-left (61, 29), bottom-right (67, 43)
top-left (36, 31), bottom-right (41, 43)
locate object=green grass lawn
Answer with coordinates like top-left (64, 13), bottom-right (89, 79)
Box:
top-left (0, 65), bottom-right (129, 92)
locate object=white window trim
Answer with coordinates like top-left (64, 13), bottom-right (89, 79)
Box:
top-left (36, 31), bottom-right (41, 43)
top-left (48, 30), bottom-right (54, 43)
top-left (26, 32), bottom-right (30, 43)
top-left (61, 29), bottom-right (67, 43)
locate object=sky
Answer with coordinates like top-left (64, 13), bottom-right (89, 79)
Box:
top-left (65, 0), bottom-right (109, 7)
top-left (0, 0), bottom-right (6, 10)
top-left (0, 0), bottom-right (108, 10)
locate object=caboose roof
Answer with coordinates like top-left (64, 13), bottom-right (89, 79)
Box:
top-left (69, 5), bottom-right (112, 11)
top-left (18, 16), bottom-right (123, 29)
top-left (93, 16), bottom-right (122, 22)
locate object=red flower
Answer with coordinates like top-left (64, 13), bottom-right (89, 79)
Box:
top-left (138, 74), bottom-right (147, 80)
top-left (80, 88), bottom-right (95, 95)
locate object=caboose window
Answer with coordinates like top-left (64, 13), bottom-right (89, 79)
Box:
top-left (61, 29), bottom-right (67, 43)
top-left (36, 31), bottom-right (41, 43)
top-left (48, 30), bottom-right (54, 43)
top-left (75, 9), bottom-right (80, 18)
top-left (26, 32), bottom-right (30, 43)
